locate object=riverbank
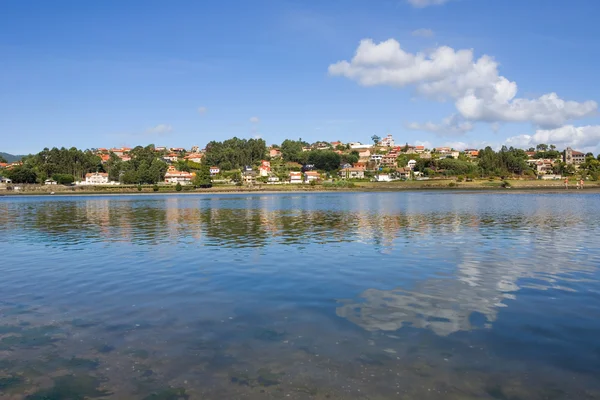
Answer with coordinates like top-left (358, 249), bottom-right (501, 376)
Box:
top-left (2, 179), bottom-right (599, 197)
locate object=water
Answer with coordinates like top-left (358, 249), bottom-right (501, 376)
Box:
top-left (0, 192), bottom-right (599, 399)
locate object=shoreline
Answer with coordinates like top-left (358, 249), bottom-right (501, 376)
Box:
top-left (2, 184), bottom-right (600, 197)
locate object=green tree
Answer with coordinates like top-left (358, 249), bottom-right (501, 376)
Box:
top-left (371, 135), bottom-right (381, 146)
top-left (0, 155), bottom-right (7, 163)
top-left (193, 165), bottom-right (213, 188)
top-left (280, 139), bottom-right (307, 163)
top-left (6, 165), bottom-right (38, 183)
top-left (51, 173), bottom-right (75, 185)
top-left (175, 182), bottom-right (183, 192)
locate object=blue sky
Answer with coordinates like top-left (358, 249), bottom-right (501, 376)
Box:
top-left (2, 0), bottom-right (600, 154)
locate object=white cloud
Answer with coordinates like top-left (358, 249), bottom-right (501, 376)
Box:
top-left (145, 124), bottom-right (173, 135)
top-left (198, 106), bottom-right (207, 115)
top-left (407, 114), bottom-right (473, 136)
top-left (328, 39), bottom-right (597, 128)
top-left (411, 28), bottom-right (434, 38)
top-left (505, 125), bottom-right (600, 153)
top-left (249, 116), bottom-right (260, 123)
top-left (407, 0), bottom-right (451, 7)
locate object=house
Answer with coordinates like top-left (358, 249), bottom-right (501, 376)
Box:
top-left (375, 173), bottom-right (393, 182)
top-left (269, 148), bottom-right (282, 158)
top-left (184, 154), bottom-right (203, 163)
top-left (242, 171), bottom-right (257, 185)
top-left (84, 172), bottom-right (109, 185)
top-left (0, 163), bottom-right (9, 168)
top-left (359, 149), bottom-right (371, 158)
top-left (267, 175), bottom-right (280, 183)
top-left (100, 154), bottom-right (110, 163)
top-left (110, 147), bottom-right (131, 157)
top-left (563, 147), bottom-right (586, 165)
top-left (340, 163), bottom-right (352, 170)
top-left (119, 155), bottom-right (131, 162)
top-left (415, 145), bottom-right (425, 153)
top-left (289, 171), bottom-right (303, 183)
top-left (464, 149), bottom-right (479, 159)
top-left (370, 154), bottom-right (383, 163)
top-left (407, 160), bottom-right (417, 170)
top-left (209, 166), bottom-right (220, 176)
top-left (331, 141), bottom-right (343, 148)
top-left (163, 153), bottom-right (179, 162)
top-left (525, 151), bottom-right (536, 159)
top-left (164, 165), bottom-right (195, 185)
top-left (340, 167), bottom-right (365, 179)
top-left (170, 147), bottom-right (186, 153)
top-left (259, 160), bottom-right (271, 177)
top-left (155, 146), bottom-right (167, 152)
top-left (0, 176), bottom-right (12, 184)
top-left (397, 167), bottom-right (411, 179)
top-left (190, 146), bottom-right (200, 153)
top-left (381, 153), bottom-right (398, 167)
top-left (380, 134), bottom-right (395, 147)
top-left (531, 159), bottom-right (555, 175)
top-left (304, 171), bottom-right (320, 183)
top-left (44, 178), bottom-right (57, 185)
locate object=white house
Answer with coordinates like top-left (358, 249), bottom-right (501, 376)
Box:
top-left (350, 142), bottom-right (372, 150)
top-left (267, 175), bottom-right (280, 183)
top-left (370, 154), bottom-right (383, 163)
top-left (375, 174), bottom-right (393, 182)
top-left (407, 160), bottom-right (417, 170)
top-left (339, 167), bottom-right (365, 179)
top-left (84, 172), bottom-right (109, 185)
top-left (304, 171), bottom-right (320, 183)
top-left (209, 166), bottom-right (220, 176)
top-left (163, 153), bottom-right (179, 162)
top-left (380, 134), bottom-right (395, 147)
top-left (289, 171), bottom-right (303, 184)
top-left (164, 165), bottom-right (195, 185)
top-left (0, 177), bottom-right (12, 184)
top-left (44, 179), bottom-right (57, 185)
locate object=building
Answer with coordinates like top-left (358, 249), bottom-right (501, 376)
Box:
top-left (340, 167), bottom-right (365, 179)
top-left (380, 134), bottom-right (395, 147)
top-left (375, 174), bottom-right (393, 182)
top-left (370, 154), bottom-right (383, 164)
top-left (110, 147), bottom-right (131, 157)
top-left (155, 146), bottom-right (167, 152)
top-left (381, 153), bottom-right (398, 167)
top-left (464, 149), bottom-right (479, 159)
top-left (407, 160), bottom-right (417, 170)
top-left (242, 171), bottom-right (257, 185)
top-left (532, 159), bottom-right (555, 175)
top-left (0, 177), bottom-right (12, 184)
top-left (209, 166), bottom-right (220, 176)
top-left (100, 154), bottom-right (110, 163)
top-left (184, 154), bottom-right (203, 163)
top-left (119, 155), bottom-right (131, 162)
top-left (289, 171), bottom-right (303, 184)
top-left (349, 142), bottom-right (372, 150)
top-left (84, 172), bottom-right (109, 185)
top-left (164, 165), bottom-right (195, 185)
top-left (170, 147), bottom-right (186, 153)
top-left (259, 160), bottom-right (271, 177)
top-left (163, 153), bottom-right (179, 162)
top-left (44, 179), bottom-right (57, 185)
top-left (563, 147), bottom-right (586, 165)
top-left (269, 148), bottom-right (282, 158)
top-left (304, 171), bottom-right (320, 183)
top-left (190, 146), bottom-right (200, 153)
top-left (415, 145), bottom-right (425, 153)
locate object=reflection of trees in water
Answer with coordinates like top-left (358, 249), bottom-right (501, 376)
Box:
top-left (0, 197), bottom-right (593, 250)
top-left (337, 230), bottom-right (597, 337)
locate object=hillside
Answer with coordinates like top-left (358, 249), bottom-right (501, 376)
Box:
top-left (0, 152), bottom-right (25, 163)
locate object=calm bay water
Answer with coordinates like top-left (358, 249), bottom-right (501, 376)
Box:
top-left (0, 192), bottom-right (599, 399)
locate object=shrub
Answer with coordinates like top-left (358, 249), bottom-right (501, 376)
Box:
top-left (501, 180), bottom-right (512, 188)
top-left (448, 182), bottom-right (457, 187)
top-left (137, 185), bottom-right (143, 192)
top-left (153, 184), bottom-right (159, 192)
top-left (456, 175), bottom-right (464, 182)
top-left (175, 182), bottom-right (182, 192)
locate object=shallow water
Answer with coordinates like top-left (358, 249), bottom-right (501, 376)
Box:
top-left (0, 192), bottom-right (599, 399)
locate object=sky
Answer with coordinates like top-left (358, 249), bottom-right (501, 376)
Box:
top-left (2, 0), bottom-right (600, 155)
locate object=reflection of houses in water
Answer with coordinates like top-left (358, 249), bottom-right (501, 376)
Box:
top-left (337, 233), bottom-right (596, 337)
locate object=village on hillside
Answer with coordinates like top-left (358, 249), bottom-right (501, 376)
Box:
top-left (0, 134), bottom-right (598, 189)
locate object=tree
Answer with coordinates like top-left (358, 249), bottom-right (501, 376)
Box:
top-left (0, 155), bottom-right (6, 163)
top-left (175, 182), bottom-right (183, 192)
top-left (51, 173), bottom-right (75, 185)
top-left (280, 139), bottom-right (306, 163)
top-left (6, 165), bottom-right (37, 183)
top-left (536, 144), bottom-right (549, 152)
top-left (371, 135), bottom-right (381, 146)
top-left (306, 151), bottom-right (341, 172)
top-left (203, 137), bottom-right (267, 170)
top-left (193, 165), bottom-right (212, 188)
